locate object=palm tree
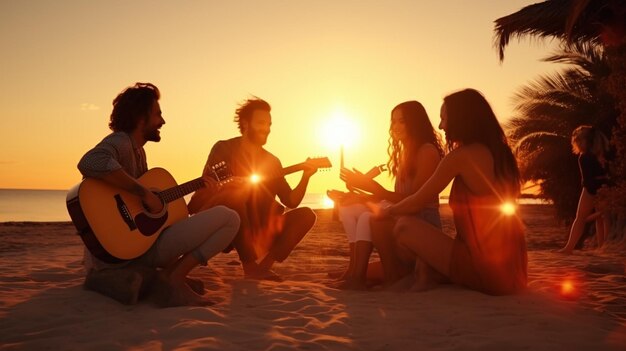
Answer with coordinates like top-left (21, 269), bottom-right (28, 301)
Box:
top-left (508, 42), bottom-right (617, 220)
top-left (494, 0), bottom-right (626, 61)
top-left (493, 0), bottom-right (626, 240)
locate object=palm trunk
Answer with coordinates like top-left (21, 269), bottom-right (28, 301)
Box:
top-left (603, 44), bottom-right (626, 242)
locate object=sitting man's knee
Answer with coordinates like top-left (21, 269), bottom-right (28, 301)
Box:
top-left (210, 205), bottom-right (241, 230)
top-left (300, 207), bottom-right (316, 226)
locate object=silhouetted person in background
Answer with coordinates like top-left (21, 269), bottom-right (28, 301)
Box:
top-left (559, 125), bottom-right (611, 254)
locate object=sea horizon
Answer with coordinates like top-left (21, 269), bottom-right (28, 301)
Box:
top-left (0, 188), bottom-right (551, 222)
top-left (0, 188), bottom-right (337, 222)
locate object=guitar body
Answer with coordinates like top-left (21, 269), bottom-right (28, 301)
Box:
top-left (66, 168), bottom-right (190, 263)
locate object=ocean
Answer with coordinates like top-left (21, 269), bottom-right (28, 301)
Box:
top-left (0, 189), bottom-right (549, 222)
top-left (0, 189), bottom-right (333, 222)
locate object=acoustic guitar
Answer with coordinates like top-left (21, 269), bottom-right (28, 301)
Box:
top-left (188, 156), bottom-right (333, 214)
top-left (66, 162), bottom-right (231, 263)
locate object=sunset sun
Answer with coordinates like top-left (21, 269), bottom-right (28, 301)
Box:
top-left (318, 109), bottom-right (360, 149)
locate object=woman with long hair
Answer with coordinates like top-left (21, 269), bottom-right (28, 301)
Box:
top-left (558, 125), bottom-right (611, 254)
top-left (379, 89), bottom-right (527, 295)
top-left (331, 100), bottom-right (444, 290)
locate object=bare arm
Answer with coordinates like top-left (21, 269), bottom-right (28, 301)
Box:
top-left (387, 148), bottom-right (462, 215)
top-left (342, 144), bottom-right (441, 203)
top-left (277, 162), bottom-right (316, 208)
top-left (340, 167), bottom-right (389, 199)
top-left (409, 145), bottom-right (441, 195)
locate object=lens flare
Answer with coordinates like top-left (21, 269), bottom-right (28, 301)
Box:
top-left (561, 280), bottom-right (575, 295)
top-left (559, 279), bottom-right (580, 300)
top-left (250, 174), bottom-right (261, 183)
top-left (500, 202), bottom-right (516, 216)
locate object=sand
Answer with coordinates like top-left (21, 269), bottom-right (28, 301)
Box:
top-left (1, 205), bottom-right (625, 350)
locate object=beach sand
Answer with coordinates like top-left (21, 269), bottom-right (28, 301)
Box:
top-left (1, 205), bottom-right (625, 350)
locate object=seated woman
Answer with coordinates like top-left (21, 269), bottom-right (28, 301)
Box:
top-left (379, 89), bottom-right (527, 295)
top-left (330, 100), bottom-right (444, 290)
top-left (558, 125), bottom-right (611, 254)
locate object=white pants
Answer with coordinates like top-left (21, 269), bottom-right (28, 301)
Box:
top-left (338, 203), bottom-right (375, 243)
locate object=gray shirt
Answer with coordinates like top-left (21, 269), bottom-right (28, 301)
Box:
top-left (78, 131), bottom-right (147, 179)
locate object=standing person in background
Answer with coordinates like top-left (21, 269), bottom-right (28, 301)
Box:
top-left (558, 125), bottom-right (611, 254)
top-left (378, 89), bottom-right (527, 295)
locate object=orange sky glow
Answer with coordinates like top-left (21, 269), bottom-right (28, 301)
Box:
top-left (0, 1), bottom-right (561, 195)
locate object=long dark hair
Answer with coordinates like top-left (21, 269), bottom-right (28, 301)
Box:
top-left (443, 89), bottom-right (521, 195)
top-left (109, 82), bottom-right (160, 133)
top-left (387, 101), bottom-right (444, 179)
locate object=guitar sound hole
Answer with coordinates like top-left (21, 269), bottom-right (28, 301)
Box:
top-left (135, 211), bottom-right (169, 236)
top-left (141, 191), bottom-right (167, 217)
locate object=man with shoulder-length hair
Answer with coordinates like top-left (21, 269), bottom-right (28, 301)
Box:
top-left (188, 97), bottom-right (319, 281)
top-left (76, 82), bottom-right (240, 307)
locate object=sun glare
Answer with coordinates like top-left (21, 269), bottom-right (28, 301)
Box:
top-left (318, 109), bottom-right (360, 149)
top-left (322, 195), bottom-right (335, 209)
top-left (500, 202), bottom-right (516, 216)
top-left (250, 174), bottom-right (261, 184)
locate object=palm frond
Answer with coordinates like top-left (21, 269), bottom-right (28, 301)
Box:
top-left (514, 131), bottom-right (567, 153)
top-left (494, 0), bottom-right (603, 61)
top-left (565, 0), bottom-right (593, 39)
top-left (513, 72), bottom-right (592, 103)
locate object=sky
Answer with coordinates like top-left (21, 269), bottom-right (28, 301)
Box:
top-left (0, 0), bottom-right (562, 195)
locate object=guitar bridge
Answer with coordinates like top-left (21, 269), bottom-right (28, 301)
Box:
top-left (115, 194), bottom-right (137, 230)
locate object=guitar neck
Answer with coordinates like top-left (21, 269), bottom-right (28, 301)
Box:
top-left (282, 162), bottom-right (307, 176)
top-left (158, 177), bottom-right (204, 203)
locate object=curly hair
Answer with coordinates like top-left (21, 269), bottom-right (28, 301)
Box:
top-left (234, 97), bottom-right (271, 134)
top-left (109, 82), bottom-right (160, 133)
top-left (386, 101), bottom-right (445, 179)
top-left (571, 125), bottom-right (610, 157)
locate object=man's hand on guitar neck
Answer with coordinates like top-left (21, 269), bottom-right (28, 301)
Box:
top-left (201, 174), bottom-right (220, 194)
top-left (301, 157), bottom-right (320, 178)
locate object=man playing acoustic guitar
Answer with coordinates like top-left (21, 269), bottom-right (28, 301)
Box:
top-left (76, 82), bottom-right (240, 307)
top-left (188, 97), bottom-right (326, 281)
